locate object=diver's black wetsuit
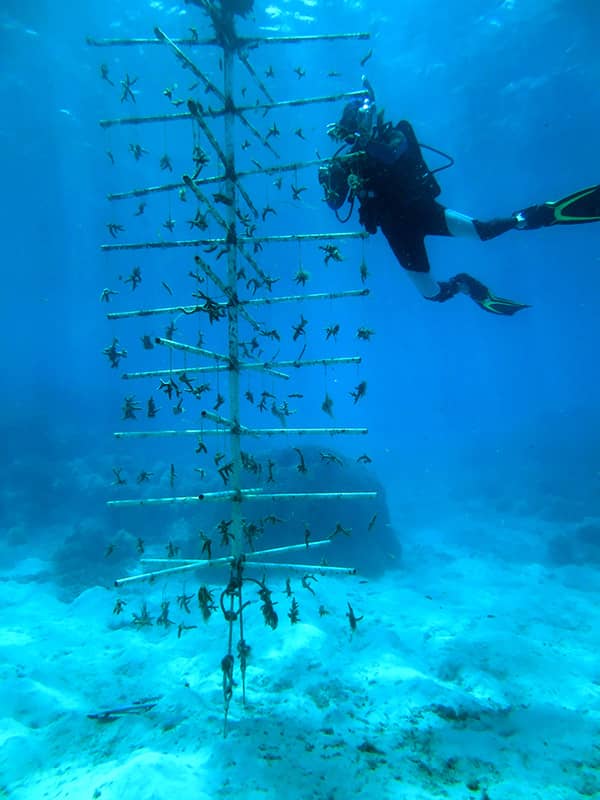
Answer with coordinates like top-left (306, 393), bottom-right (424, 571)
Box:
top-left (321, 113), bottom-right (536, 313)
top-left (352, 119), bottom-right (516, 294)
top-left (321, 108), bottom-right (600, 314)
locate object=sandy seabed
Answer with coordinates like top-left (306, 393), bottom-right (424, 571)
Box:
top-left (1, 516), bottom-right (599, 800)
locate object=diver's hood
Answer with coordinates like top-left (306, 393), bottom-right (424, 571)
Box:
top-left (327, 95), bottom-right (376, 144)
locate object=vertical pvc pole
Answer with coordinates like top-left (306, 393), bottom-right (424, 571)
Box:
top-left (222, 39), bottom-right (243, 560)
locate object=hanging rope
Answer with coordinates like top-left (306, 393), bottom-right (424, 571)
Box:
top-left (219, 558), bottom-right (250, 734)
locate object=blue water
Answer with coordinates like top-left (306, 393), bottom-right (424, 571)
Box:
top-left (1, 0), bottom-right (598, 559)
top-left (1, 1), bottom-right (600, 795)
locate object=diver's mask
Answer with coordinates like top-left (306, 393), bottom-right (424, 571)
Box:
top-left (327, 95), bottom-right (375, 146)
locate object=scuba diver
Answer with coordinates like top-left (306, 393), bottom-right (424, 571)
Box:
top-left (319, 79), bottom-right (600, 315)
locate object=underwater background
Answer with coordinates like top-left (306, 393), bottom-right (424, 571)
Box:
top-left (1, 0), bottom-right (599, 798)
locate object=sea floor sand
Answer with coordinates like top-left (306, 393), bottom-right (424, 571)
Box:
top-left (1, 516), bottom-right (599, 800)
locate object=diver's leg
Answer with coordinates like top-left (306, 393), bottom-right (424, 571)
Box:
top-left (405, 268), bottom-right (443, 299)
top-left (442, 186), bottom-right (600, 240)
top-left (380, 216), bottom-right (528, 313)
top-left (380, 222), bottom-right (443, 299)
top-left (422, 203), bottom-right (517, 241)
top-left (443, 209), bottom-right (481, 239)
top-left (444, 208), bottom-right (517, 241)
top-left (381, 220), bottom-right (472, 302)
top-left (394, 205), bottom-right (528, 314)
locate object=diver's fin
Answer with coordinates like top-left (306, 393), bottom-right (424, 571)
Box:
top-left (452, 273), bottom-right (530, 316)
top-left (515, 184), bottom-right (600, 229)
top-left (472, 291), bottom-right (531, 316)
top-left (547, 184), bottom-right (600, 224)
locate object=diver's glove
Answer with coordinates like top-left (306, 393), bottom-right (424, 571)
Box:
top-left (358, 197), bottom-right (379, 234)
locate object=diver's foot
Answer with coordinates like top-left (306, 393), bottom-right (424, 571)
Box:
top-left (453, 273), bottom-right (530, 315)
top-left (513, 203), bottom-right (555, 230)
